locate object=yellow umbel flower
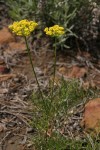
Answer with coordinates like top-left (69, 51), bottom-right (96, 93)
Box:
top-left (9, 19), bottom-right (38, 36)
top-left (44, 25), bottom-right (65, 37)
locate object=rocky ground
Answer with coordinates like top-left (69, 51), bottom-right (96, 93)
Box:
top-left (0, 2), bottom-right (100, 150)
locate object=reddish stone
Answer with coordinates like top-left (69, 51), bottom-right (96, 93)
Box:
top-left (68, 66), bottom-right (87, 78)
top-left (81, 98), bottom-right (100, 133)
top-left (0, 27), bottom-right (14, 44)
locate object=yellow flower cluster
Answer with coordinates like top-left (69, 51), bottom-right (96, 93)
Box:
top-left (9, 19), bottom-right (38, 36)
top-left (44, 25), bottom-right (65, 37)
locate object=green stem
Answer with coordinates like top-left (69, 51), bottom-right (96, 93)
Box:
top-left (24, 36), bottom-right (44, 100)
top-left (45, 128), bottom-right (48, 143)
top-left (51, 38), bottom-right (57, 97)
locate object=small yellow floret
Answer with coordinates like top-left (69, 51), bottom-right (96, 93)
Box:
top-left (9, 19), bottom-right (38, 36)
top-left (44, 25), bottom-right (65, 37)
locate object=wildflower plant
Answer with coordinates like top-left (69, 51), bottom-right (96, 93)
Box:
top-left (44, 25), bottom-right (65, 37)
top-left (44, 25), bottom-right (65, 96)
top-left (8, 20), bottom-right (99, 149)
top-left (9, 19), bottom-right (38, 36)
top-left (9, 20), bottom-right (43, 101)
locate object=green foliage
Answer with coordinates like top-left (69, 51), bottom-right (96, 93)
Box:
top-left (6, 0), bottom-right (38, 20)
top-left (65, 135), bottom-right (100, 150)
top-left (6, 0), bottom-right (76, 48)
top-left (33, 132), bottom-right (67, 150)
top-left (58, 79), bottom-right (84, 108)
top-left (6, 0), bottom-right (99, 49)
top-left (67, 0), bottom-right (94, 36)
top-left (31, 78), bottom-right (98, 150)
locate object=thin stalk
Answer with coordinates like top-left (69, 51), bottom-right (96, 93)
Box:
top-left (45, 128), bottom-right (48, 144)
top-left (24, 36), bottom-right (44, 100)
top-left (24, 37), bottom-right (50, 149)
top-left (51, 38), bottom-right (57, 97)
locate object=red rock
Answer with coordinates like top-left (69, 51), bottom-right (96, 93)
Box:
top-left (68, 66), bottom-right (87, 78)
top-left (0, 27), bottom-right (14, 44)
top-left (81, 98), bottom-right (100, 133)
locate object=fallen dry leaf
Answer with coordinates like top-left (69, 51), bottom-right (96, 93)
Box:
top-left (0, 123), bottom-right (6, 132)
top-left (0, 88), bottom-right (8, 94)
top-left (82, 81), bottom-right (90, 90)
top-left (58, 66), bottom-right (67, 75)
top-left (0, 74), bottom-right (16, 82)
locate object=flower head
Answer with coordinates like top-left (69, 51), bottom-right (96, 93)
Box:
top-left (44, 25), bottom-right (65, 37)
top-left (9, 19), bottom-right (38, 36)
